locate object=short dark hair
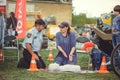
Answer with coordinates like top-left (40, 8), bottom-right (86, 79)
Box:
top-left (10, 12), bottom-right (15, 17)
top-left (114, 5), bottom-right (120, 13)
top-left (35, 19), bottom-right (46, 28)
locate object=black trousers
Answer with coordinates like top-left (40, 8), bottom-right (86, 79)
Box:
top-left (17, 49), bottom-right (46, 69)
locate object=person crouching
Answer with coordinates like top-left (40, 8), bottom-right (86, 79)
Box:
top-left (81, 42), bottom-right (110, 71)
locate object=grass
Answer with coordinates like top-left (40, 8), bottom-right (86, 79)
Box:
top-left (0, 49), bottom-right (119, 80)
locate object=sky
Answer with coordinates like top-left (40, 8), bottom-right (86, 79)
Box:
top-left (72, 0), bottom-right (120, 17)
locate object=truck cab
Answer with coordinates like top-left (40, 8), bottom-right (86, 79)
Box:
top-left (94, 12), bottom-right (115, 55)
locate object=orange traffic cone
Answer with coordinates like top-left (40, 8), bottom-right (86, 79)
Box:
top-left (27, 54), bottom-right (39, 71)
top-left (48, 49), bottom-right (54, 61)
top-left (0, 50), bottom-right (3, 61)
top-left (97, 56), bottom-right (109, 74)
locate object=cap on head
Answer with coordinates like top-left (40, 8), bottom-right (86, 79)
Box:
top-left (81, 42), bottom-right (94, 50)
top-left (59, 22), bottom-right (69, 28)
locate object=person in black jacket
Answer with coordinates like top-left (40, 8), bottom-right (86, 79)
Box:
top-left (5, 12), bottom-right (18, 46)
top-left (7, 12), bottom-right (17, 29)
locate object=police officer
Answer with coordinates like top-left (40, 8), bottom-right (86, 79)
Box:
top-left (17, 19), bottom-right (46, 69)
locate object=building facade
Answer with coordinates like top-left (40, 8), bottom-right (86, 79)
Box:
top-left (6, 0), bottom-right (72, 24)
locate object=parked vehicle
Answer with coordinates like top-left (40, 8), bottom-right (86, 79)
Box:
top-left (94, 12), bottom-right (120, 77)
top-left (94, 12), bottom-right (113, 55)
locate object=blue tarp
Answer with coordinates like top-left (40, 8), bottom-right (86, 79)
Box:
top-left (102, 24), bottom-right (111, 29)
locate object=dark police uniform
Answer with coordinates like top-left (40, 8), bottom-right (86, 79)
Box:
top-left (17, 27), bottom-right (46, 69)
top-left (90, 48), bottom-right (110, 71)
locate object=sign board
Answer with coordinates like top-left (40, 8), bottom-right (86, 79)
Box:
top-left (15, 0), bottom-right (27, 39)
top-left (8, 3), bottom-right (34, 13)
top-left (0, 0), bottom-right (6, 6)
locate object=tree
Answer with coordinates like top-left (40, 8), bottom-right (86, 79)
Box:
top-left (72, 13), bottom-right (97, 27)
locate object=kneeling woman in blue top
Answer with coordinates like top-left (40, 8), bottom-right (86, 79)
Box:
top-left (54, 22), bottom-right (77, 65)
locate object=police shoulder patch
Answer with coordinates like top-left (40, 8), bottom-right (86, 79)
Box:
top-left (27, 33), bottom-right (32, 38)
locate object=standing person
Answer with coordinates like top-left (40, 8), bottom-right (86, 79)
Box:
top-left (17, 19), bottom-right (46, 69)
top-left (5, 12), bottom-right (18, 46)
top-left (86, 30), bottom-right (91, 39)
top-left (54, 22), bottom-right (77, 65)
top-left (6, 12), bottom-right (18, 37)
top-left (81, 42), bottom-right (110, 71)
top-left (0, 11), bottom-right (5, 46)
top-left (91, 28), bottom-right (95, 38)
top-left (112, 5), bottom-right (120, 48)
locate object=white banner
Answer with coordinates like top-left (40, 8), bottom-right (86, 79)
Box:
top-left (0, 0), bottom-right (6, 6)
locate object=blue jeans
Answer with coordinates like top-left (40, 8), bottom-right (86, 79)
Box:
top-left (112, 33), bottom-right (120, 48)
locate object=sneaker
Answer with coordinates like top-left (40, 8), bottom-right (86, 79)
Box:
top-left (106, 61), bottom-right (111, 65)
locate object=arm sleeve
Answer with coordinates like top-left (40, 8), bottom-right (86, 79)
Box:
top-left (70, 32), bottom-right (76, 47)
top-left (15, 18), bottom-right (18, 27)
top-left (24, 32), bottom-right (33, 44)
top-left (116, 18), bottom-right (120, 30)
top-left (113, 17), bottom-right (120, 30)
top-left (6, 18), bottom-right (11, 29)
top-left (56, 32), bottom-right (60, 46)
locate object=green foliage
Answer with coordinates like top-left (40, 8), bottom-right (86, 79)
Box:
top-left (72, 13), bottom-right (97, 27)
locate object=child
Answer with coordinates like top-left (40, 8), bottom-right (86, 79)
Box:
top-left (81, 42), bottom-right (110, 71)
top-left (112, 5), bottom-right (120, 48)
